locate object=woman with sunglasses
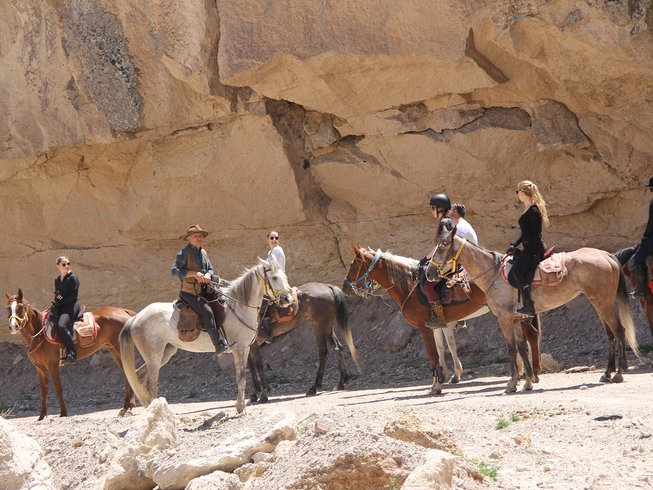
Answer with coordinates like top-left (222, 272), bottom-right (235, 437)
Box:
top-left (259, 231), bottom-right (286, 342)
top-left (52, 256), bottom-right (80, 362)
top-left (507, 180), bottom-right (549, 318)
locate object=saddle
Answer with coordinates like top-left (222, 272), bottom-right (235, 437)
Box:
top-left (44, 308), bottom-right (99, 347)
top-left (502, 251), bottom-right (568, 287)
top-left (269, 287), bottom-right (299, 324)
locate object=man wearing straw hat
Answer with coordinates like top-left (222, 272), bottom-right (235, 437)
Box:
top-left (172, 224), bottom-right (230, 353)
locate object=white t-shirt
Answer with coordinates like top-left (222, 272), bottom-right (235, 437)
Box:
top-left (267, 245), bottom-right (286, 271)
top-left (455, 217), bottom-right (478, 245)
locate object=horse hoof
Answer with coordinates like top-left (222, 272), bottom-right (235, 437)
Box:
top-left (249, 394), bottom-right (259, 403)
top-left (260, 395), bottom-right (269, 403)
top-left (306, 387), bottom-right (317, 397)
top-left (523, 381), bottom-right (533, 391)
top-left (533, 375), bottom-right (540, 384)
top-left (612, 373), bottom-right (624, 383)
top-left (449, 375), bottom-right (460, 384)
top-left (335, 383), bottom-right (345, 391)
top-left (599, 374), bottom-right (612, 383)
top-left (505, 386), bottom-right (517, 393)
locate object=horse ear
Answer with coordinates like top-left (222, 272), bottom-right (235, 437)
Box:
top-left (17, 289), bottom-right (23, 301)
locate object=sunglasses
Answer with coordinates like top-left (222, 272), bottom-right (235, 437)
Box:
top-left (60, 262), bottom-right (70, 267)
top-left (269, 236), bottom-right (279, 240)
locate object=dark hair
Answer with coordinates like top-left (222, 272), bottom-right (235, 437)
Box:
top-left (56, 256), bottom-right (69, 265)
top-left (451, 203), bottom-right (465, 218)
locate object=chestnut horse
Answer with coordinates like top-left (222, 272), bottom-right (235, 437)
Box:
top-left (615, 246), bottom-right (653, 340)
top-left (6, 289), bottom-right (136, 420)
top-left (426, 228), bottom-right (639, 392)
top-left (343, 245), bottom-right (541, 394)
top-left (248, 282), bottom-right (360, 403)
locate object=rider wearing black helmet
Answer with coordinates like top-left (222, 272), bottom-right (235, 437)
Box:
top-left (630, 175), bottom-right (653, 299)
top-left (423, 193), bottom-right (453, 328)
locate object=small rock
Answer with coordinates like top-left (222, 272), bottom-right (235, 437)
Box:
top-left (579, 385), bottom-right (588, 390)
top-left (315, 417), bottom-right (335, 435)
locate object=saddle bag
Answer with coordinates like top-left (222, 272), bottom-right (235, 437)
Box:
top-left (73, 312), bottom-right (99, 348)
top-left (176, 303), bottom-right (202, 342)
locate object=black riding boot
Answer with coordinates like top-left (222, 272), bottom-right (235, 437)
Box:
top-left (58, 327), bottom-right (77, 362)
top-left (207, 326), bottom-right (230, 354)
top-left (631, 264), bottom-right (649, 299)
top-left (259, 316), bottom-right (274, 343)
top-left (515, 285), bottom-right (536, 317)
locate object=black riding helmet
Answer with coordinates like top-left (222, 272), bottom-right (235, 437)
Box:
top-left (647, 175), bottom-right (653, 188)
top-left (428, 193), bottom-right (452, 212)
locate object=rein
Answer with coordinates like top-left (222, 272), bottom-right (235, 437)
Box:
top-left (429, 238), bottom-right (467, 278)
top-left (345, 249), bottom-right (383, 296)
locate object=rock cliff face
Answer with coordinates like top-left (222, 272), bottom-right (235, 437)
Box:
top-left (1, 1), bottom-right (652, 329)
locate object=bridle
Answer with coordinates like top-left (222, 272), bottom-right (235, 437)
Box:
top-left (344, 249), bottom-right (383, 296)
top-left (8, 299), bottom-right (46, 353)
top-left (258, 266), bottom-right (292, 305)
top-left (429, 237), bottom-right (467, 279)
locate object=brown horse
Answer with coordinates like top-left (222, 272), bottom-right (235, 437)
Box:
top-left (248, 282), bottom-right (360, 403)
top-left (6, 289), bottom-right (136, 420)
top-left (426, 229), bottom-right (639, 392)
top-left (615, 246), bottom-right (653, 340)
top-left (343, 245), bottom-right (542, 394)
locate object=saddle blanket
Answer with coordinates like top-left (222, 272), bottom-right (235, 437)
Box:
top-left (502, 252), bottom-right (568, 287)
top-left (44, 311), bottom-right (99, 346)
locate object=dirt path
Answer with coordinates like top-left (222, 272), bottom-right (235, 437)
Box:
top-left (8, 365), bottom-right (653, 489)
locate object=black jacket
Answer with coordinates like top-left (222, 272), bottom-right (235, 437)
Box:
top-left (53, 272), bottom-right (79, 313)
top-left (643, 197), bottom-right (653, 240)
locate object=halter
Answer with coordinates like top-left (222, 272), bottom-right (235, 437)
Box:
top-left (9, 304), bottom-right (28, 331)
top-left (258, 267), bottom-right (292, 304)
top-left (429, 238), bottom-right (467, 279)
top-left (345, 249), bottom-right (383, 296)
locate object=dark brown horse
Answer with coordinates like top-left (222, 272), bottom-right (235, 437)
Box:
top-left (615, 246), bottom-right (653, 340)
top-left (6, 289), bottom-right (136, 420)
top-left (343, 245), bottom-right (542, 394)
top-left (248, 282), bottom-right (360, 402)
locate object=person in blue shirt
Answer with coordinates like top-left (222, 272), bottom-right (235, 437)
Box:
top-left (171, 225), bottom-right (229, 353)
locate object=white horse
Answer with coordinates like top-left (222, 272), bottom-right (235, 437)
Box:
top-left (119, 257), bottom-right (292, 414)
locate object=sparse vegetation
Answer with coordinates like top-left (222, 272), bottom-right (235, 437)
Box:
top-left (468, 456), bottom-right (499, 481)
top-left (496, 416), bottom-right (509, 429)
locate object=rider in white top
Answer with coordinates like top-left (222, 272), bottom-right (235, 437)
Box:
top-left (266, 231), bottom-right (286, 271)
top-left (451, 203), bottom-right (478, 245)
top-left (451, 203), bottom-right (477, 330)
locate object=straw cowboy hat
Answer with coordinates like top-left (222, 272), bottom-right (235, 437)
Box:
top-left (180, 224), bottom-right (209, 240)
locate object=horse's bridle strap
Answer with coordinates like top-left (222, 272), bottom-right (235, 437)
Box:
top-left (345, 249), bottom-right (382, 287)
top-left (429, 238), bottom-right (467, 277)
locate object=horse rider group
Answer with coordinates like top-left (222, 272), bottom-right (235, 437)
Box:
top-left (420, 175), bottom-right (653, 329)
top-left (51, 175), bottom-right (653, 362)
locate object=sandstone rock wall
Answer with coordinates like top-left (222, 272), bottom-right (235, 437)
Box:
top-left (1, 1), bottom-right (652, 340)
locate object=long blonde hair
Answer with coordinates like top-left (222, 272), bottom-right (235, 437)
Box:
top-left (517, 180), bottom-right (549, 227)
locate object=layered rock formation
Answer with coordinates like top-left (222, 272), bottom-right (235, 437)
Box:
top-left (1, 1), bottom-right (652, 334)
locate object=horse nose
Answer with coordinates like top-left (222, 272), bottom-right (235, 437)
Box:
top-left (279, 292), bottom-right (293, 307)
top-left (342, 281), bottom-right (353, 296)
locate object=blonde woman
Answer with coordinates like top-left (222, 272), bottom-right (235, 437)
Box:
top-left (506, 180), bottom-right (549, 317)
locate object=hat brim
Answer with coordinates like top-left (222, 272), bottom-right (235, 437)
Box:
top-left (181, 230), bottom-right (209, 240)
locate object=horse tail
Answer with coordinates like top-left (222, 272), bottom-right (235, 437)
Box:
top-left (330, 285), bottom-right (361, 373)
top-left (614, 246), bottom-right (636, 266)
top-left (616, 267), bottom-right (640, 357)
top-left (119, 316), bottom-right (151, 406)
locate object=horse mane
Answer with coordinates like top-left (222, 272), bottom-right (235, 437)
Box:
top-left (225, 262), bottom-right (262, 306)
top-left (614, 246), bottom-right (637, 265)
top-left (365, 247), bottom-right (419, 285)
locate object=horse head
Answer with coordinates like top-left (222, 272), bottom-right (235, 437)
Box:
top-left (343, 244), bottom-right (381, 298)
top-left (425, 225), bottom-right (458, 282)
top-left (6, 288), bottom-right (28, 334)
top-left (259, 256), bottom-right (293, 307)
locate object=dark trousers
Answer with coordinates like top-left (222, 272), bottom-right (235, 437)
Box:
top-left (511, 248), bottom-right (540, 289)
top-left (633, 236), bottom-right (653, 266)
top-left (179, 291), bottom-right (217, 332)
top-left (55, 305), bottom-right (77, 353)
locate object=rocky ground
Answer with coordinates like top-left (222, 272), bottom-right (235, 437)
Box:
top-left (2, 295), bottom-right (653, 489)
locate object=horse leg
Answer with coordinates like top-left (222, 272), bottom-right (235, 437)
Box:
top-left (330, 331), bottom-right (349, 391)
top-left (417, 326), bottom-right (444, 394)
top-left (443, 326), bottom-right (462, 384)
top-left (514, 321), bottom-right (534, 391)
top-left (36, 367), bottom-right (49, 421)
top-left (433, 328), bottom-right (451, 382)
top-left (248, 343), bottom-right (268, 403)
top-left (497, 315), bottom-right (520, 393)
top-left (307, 333), bottom-right (328, 397)
top-left (48, 362), bottom-right (68, 417)
top-left (232, 348), bottom-right (249, 414)
top-left (600, 326), bottom-right (616, 383)
top-left (521, 318), bottom-right (541, 383)
top-left (104, 343), bottom-right (136, 416)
